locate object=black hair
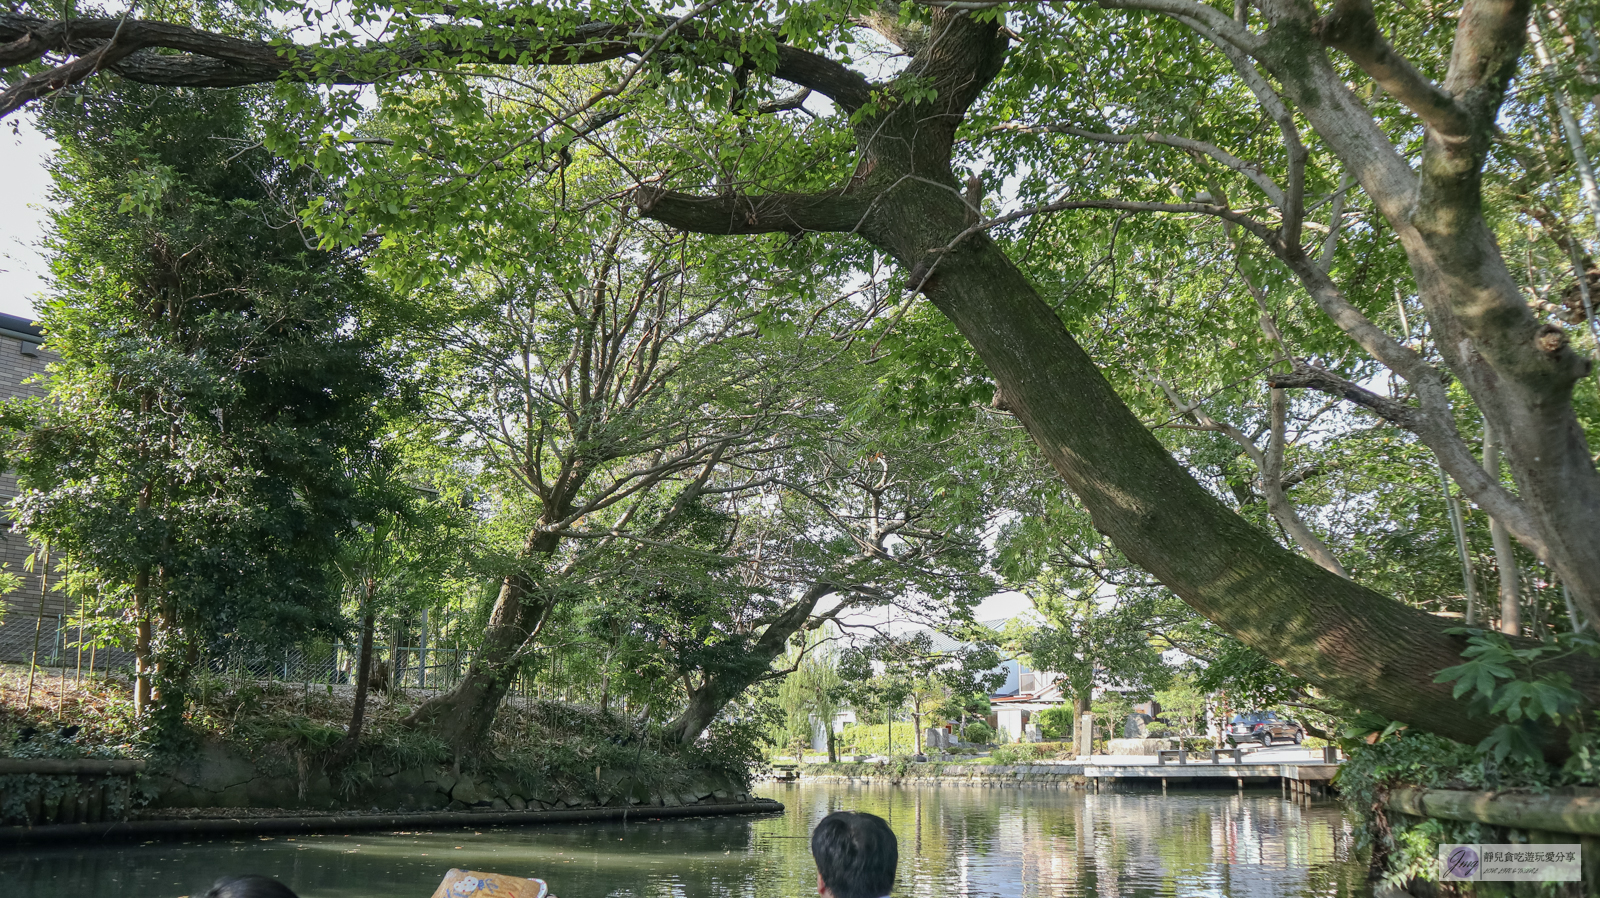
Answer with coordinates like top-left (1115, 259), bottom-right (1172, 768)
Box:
top-left (202, 875), bottom-right (301, 898)
top-left (810, 810), bottom-right (897, 898)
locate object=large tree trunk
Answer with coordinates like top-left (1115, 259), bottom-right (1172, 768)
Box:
top-left (663, 580), bottom-right (838, 747)
top-left (403, 531), bottom-right (561, 752)
top-left (890, 193), bottom-right (1565, 748)
top-left (1274, 1), bottom-right (1600, 618)
top-left (668, 677), bottom-right (739, 749)
top-left (402, 572), bottom-right (552, 751)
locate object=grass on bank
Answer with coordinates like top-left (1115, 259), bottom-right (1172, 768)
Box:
top-left (0, 662), bottom-right (753, 807)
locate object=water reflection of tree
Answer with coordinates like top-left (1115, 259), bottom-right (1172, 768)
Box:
top-left (753, 784), bottom-right (1365, 898)
top-left (4, 784), bottom-right (1365, 898)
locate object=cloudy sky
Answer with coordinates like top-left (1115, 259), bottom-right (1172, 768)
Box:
top-left (0, 116), bottom-right (52, 320)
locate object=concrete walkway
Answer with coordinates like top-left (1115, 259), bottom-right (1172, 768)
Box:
top-left (1083, 745), bottom-right (1327, 767)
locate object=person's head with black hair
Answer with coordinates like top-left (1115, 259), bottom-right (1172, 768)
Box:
top-left (810, 810), bottom-right (897, 898)
top-left (202, 875), bottom-right (300, 898)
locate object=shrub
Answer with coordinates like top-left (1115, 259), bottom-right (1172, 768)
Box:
top-left (993, 744), bottom-right (1047, 765)
top-left (837, 723), bottom-right (916, 756)
top-left (1035, 707), bottom-right (1075, 740)
top-left (961, 722), bottom-right (994, 744)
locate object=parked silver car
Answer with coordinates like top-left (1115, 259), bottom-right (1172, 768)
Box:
top-left (1225, 711), bottom-right (1303, 746)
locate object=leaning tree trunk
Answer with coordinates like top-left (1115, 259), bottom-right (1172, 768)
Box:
top-left (663, 580), bottom-right (838, 747)
top-left (635, 8), bottom-right (1600, 754)
top-left (893, 196), bottom-right (1566, 749)
top-left (403, 531), bottom-right (561, 752)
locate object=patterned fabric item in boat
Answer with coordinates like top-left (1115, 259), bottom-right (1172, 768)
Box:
top-left (430, 869), bottom-right (551, 898)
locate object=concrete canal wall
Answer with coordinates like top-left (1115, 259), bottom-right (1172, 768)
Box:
top-left (788, 759), bottom-right (1341, 794)
top-left (4, 739), bottom-right (754, 831)
top-left (0, 758), bottom-right (146, 826)
top-left (798, 762), bottom-right (1092, 789)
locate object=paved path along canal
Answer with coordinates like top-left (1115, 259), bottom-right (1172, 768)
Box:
top-left (2, 781), bottom-right (1370, 897)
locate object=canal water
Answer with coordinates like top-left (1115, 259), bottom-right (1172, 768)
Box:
top-left (3, 782), bottom-right (1370, 897)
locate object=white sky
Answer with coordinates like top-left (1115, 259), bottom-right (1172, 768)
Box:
top-left (0, 115), bottom-right (53, 320)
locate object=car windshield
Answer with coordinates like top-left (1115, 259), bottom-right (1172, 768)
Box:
top-left (1230, 713), bottom-right (1267, 723)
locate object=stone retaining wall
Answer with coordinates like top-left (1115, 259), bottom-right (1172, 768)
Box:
top-left (0, 799), bottom-right (786, 846)
top-left (0, 759), bottom-right (145, 825)
top-left (143, 741), bottom-right (749, 817)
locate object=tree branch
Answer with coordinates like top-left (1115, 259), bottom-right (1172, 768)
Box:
top-left (1267, 359), bottom-right (1548, 561)
top-left (0, 10), bottom-right (875, 116)
top-left (0, 12), bottom-right (637, 102)
top-left (0, 33), bottom-right (141, 118)
top-left (634, 185), bottom-right (873, 235)
top-left (1090, 0), bottom-right (1264, 51)
top-left (1266, 362), bottom-right (1423, 430)
top-left (941, 197), bottom-right (1278, 255)
top-left (995, 121), bottom-right (1287, 210)
top-left (772, 45), bottom-right (873, 112)
top-left (757, 86), bottom-right (811, 114)
top-left (1170, 12), bottom-right (1307, 248)
top-left (1311, 0), bottom-right (1472, 136)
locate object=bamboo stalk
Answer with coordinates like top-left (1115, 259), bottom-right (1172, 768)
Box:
top-left (1438, 462), bottom-right (1480, 625)
top-left (1389, 786), bottom-right (1600, 836)
top-left (24, 543), bottom-right (50, 708)
top-left (1530, 15), bottom-right (1600, 245)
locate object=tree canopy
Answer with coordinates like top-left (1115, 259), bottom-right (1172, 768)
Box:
top-left (4, 0), bottom-right (1600, 759)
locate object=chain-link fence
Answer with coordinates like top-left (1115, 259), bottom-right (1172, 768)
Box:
top-left (0, 610), bottom-right (481, 702)
top-left (208, 643), bottom-right (479, 693)
top-left (0, 612), bottom-right (136, 672)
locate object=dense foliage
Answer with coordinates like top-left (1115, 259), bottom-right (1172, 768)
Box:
top-left (2, 1), bottom-right (1600, 885)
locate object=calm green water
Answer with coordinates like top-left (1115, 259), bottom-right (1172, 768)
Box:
top-left (3, 782), bottom-right (1369, 897)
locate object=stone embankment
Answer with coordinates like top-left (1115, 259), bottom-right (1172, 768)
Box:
top-left (0, 758), bottom-right (146, 825)
top-left (1, 739), bottom-right (768, 841)
top-left (0, 800), bottom-right (785, 846)
top-left (148, 741), bottom-right (751, 815)
top-left (791, 761), bottom-right (1090, 789)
